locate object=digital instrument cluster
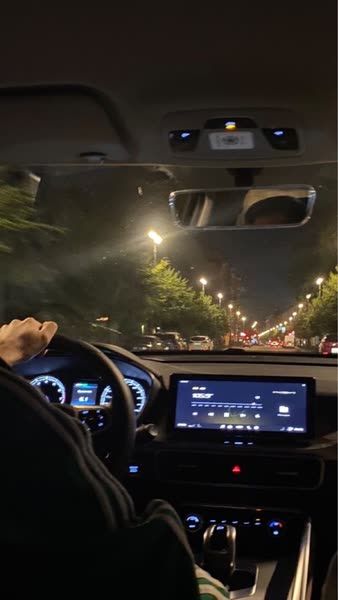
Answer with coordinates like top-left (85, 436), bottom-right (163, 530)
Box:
top-left (30, 374), bottom-right (148, 415)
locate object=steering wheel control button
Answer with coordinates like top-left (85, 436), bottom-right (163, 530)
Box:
top-left (184, 514), bottom-right (203, 532)
top-left (78, 408), bottom-right (108, 432)
top-left (128, 464), bottom-right (140, 476)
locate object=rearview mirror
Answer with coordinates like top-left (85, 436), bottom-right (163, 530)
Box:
top-left (169, 185), bottom-right (316, 229)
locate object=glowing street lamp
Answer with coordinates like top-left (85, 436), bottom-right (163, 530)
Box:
top-left (292, 311), bottom-right (297, 317)
top-left (298, 303), bottom-right (304, 310)
top-left (228, 303), bottom-right (233, 310)
top-left (306, 293), bottom-right (312, 301)
top-left (199, 278), bottom-right (208, 294)
top-left (236, 310), bottom-right (241, 317)
top-left (241, 316), bottom-right (247, 324)
top-left (217, 292), bottom-right (223, 306)
top-left (252, 321), bottom-right (258, 329)
top-left (315, 277), bottom-right (324, 296)
top-left (147, 230), bottom-right (163, 264)
top-left (289, 316), bottom-right (293, 322)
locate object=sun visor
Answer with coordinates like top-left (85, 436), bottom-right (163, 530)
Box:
top-left (0, 86), bottom-right (130, 165)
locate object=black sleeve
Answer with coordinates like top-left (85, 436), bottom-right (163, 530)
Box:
top-left (0, 357), bottom-right (10, 370)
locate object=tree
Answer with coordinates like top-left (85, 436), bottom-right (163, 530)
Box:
top-left (192, 292), bottom-right (228, 339)
top-left (0, 169), bottom-right (64, 321)
top-left (294, 271), bottom-right (337, 338)
top-left (309, 272), bottom-right (337, 336)
top-left (0, 169), bottom-right (59, 253)
top-left (144, 259), bottom-right (196, 334)
top-left (143, 259), bottom-right (228, 338)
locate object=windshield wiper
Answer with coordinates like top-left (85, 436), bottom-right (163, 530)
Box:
top-left (222, 347), bottom-right (247, 354)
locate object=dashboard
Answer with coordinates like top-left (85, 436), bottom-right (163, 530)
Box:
top-left (11, 347), bottom-right (338, 595)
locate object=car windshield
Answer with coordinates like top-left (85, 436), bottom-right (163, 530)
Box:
top-left (1, 163), bottom-right (337, 354)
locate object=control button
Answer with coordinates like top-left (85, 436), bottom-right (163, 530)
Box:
top-left (184, 514), bottom-right (203, 532)
top-left (263, 128), bottom-right (299, 150)
top-left (232, 465), bottom-right (242, 474)
top-left (169, 130), bottom-right (200, 152)
top-left (204, 117), bottom-right (257, 129)
top-left (128, 465), bottom-right (140, 475)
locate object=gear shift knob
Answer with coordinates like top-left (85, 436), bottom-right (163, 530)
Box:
top-left (203, 523), bottom-right (236, 583)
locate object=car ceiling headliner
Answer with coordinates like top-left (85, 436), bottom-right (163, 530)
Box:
top-left (0, 1), bottom-right (336, 166)
top-left (1, 3), bottom-right (335, 104)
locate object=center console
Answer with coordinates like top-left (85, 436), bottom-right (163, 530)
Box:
top-left (128, 374), bottom-right (321, 599)
top-left (180, 505), bottom-right (311, 599)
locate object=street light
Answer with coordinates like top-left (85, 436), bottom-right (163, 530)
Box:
top-left (306, 293), bottom-right (312, 300)
top-left (292, 311), bottom-right (297, 317)
top-left (199, 278), bottom-right (207, 294)
top-left (147, 230), bottom-right (163, 264)
top-left (315, 277), bottom-right (324, 297)
top-left (284, 321), bottom-right (288, 325)
top-left (298, 303), bottom-right (304, 310)
top-left (217, 292), bottom-right (223, 305)
top-left (252, 321), bottom-right (257, 329)
top-left (289, 316), bottom-right (293, 321)
top-left (236, 310), bottom-right (241, 317)
top-left (226, 303), bottom-right (234, 342)
top-left (241, 316), bottom-right (247, 324)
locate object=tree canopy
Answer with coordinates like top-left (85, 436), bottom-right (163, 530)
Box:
top-left (294, 271), bottom-right (337, 338)
top-left (143, 259), bottom-right (228, 338)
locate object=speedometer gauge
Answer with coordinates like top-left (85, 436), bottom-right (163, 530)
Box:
top-left (30, 375), bottom-right (66, 404)
top-left (100, 378), bottom-right (147, 414)
top-left (125, 378), bottom-right (147, 413)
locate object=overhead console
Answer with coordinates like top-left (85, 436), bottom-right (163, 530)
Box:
top-left (164, 108), bottom-right (303, 164)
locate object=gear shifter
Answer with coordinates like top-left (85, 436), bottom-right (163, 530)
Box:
top-left (203, 523), bottom-right (236, 584)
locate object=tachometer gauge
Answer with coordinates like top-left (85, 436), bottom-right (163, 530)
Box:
top-left (100, 378), bottom-right (147, 414)
top-left (30, 375), bottom-right (66, 404)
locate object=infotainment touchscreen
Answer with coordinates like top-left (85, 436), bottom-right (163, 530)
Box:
top-left (172, 376), bottom-right (314, 437)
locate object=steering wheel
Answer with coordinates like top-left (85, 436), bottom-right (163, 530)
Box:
top-left (46, 335), bottom-right (136, 475)
top-left (6, 334), bottom-right (136, 476)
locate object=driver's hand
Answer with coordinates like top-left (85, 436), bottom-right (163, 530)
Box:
top-left (0, 318), bottom-right (58, 366)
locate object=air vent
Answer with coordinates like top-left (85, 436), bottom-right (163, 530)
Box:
top-left (156, 451), bottom-right (323, 490)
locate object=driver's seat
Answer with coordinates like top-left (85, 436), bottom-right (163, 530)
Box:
top-left (0, 367), bottom-right (200, 599)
